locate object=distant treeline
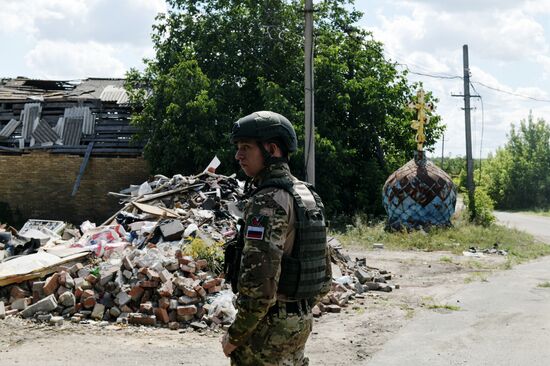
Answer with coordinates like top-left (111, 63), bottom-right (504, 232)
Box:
top-left (436, 112), bottom-right (550, 211)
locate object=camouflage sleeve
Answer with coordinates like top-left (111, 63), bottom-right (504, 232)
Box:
top-left (227, 189), bottom-right (289, 346)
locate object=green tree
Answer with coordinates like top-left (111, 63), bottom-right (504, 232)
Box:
top-left (126, 0), bottom-right (443, 216)
top-left (484, 113), bottom-right (550, 209)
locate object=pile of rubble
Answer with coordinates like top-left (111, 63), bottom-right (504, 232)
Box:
top-left (312, 238), bottom-right (397, 317)
top-left (0, 165), bottom-right (397, 329)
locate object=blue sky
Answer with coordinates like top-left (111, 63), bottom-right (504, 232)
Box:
top-left (1, 0), bottom-right (550, 158)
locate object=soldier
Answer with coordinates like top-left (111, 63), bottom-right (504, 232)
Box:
top-left (221, 111), bottom-right (332, 365)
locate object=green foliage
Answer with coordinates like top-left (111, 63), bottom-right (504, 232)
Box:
top-left (483, 113), bottom-right (550, 210)
top-left (463, 188), bottom-right (495, 227)
top-left (183, 236), bottom-right (225, 273)
top-left (336, 213), bottom-right (550, 264)
top-left (126, 0), bottom-right (444, 216)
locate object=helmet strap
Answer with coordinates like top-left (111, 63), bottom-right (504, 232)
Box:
top-left (257, 141), bottom-right (288, 167)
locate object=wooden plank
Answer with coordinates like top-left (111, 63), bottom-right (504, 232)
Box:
top-left (71, 141), bottom-right (94, 196)
top-left (132, 202), bottom-right (179, 218)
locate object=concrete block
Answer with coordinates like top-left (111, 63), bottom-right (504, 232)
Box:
top-left (116, 291), bottom-right (131, 306)
top-left (91, 303), bottom-right (105, 320)
top-left (190, 321), bottom-right (207, 331)
top-left (11, 298), bottom-right (30, 310)
top-left (159, 269), bottom-right (172, 283)
top-left (49, 316), bottom-right (64, 326)
top-left (110, 306), bottom-right (121, 318)
top-left (159, 220), bottom-right (184, 241)
top-left (21, 294), bottom-right (58, 318)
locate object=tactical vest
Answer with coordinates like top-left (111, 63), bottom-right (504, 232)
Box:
top-left (254, 176), bottom-right (328, 300)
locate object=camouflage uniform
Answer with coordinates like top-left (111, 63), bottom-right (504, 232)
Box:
top-left (228, 162), bottom-right (315, 366)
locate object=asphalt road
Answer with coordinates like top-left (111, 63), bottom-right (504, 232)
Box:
top-left (494, 211), bottom-right (550, 243)
top-left (367, 212), bottom-right (550, 366)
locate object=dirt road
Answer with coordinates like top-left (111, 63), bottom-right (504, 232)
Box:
top-left (367, 211), bottom-right (550, 366)
top-left (0, 249), bottom-right (507, 366)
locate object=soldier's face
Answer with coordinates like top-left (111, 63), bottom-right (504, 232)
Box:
top-left (235, 140), bottom-right (265, 177)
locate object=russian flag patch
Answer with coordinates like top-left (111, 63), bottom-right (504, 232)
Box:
top-left (245, 215), bottom-right (267, 240)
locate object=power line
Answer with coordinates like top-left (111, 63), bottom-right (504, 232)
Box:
top-left (471, 80), bottom-right (550, 103)
top-left (470, 81), bottom-right (485, 183)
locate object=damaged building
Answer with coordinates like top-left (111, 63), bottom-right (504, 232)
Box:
top-left (0, 77), bottom-right (149, 225)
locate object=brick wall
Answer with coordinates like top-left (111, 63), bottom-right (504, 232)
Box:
top-left (0, 152), bottom-right (149, 226)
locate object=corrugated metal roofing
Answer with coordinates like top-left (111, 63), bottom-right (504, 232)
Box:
top-left (0, 119), bottom-right (20, 138)
top-left (99, 85), bottom-right (129, 104)
top-left (20, 103), bottom-right (41, 142)
top-left (62, 118), bottom-right (83, 146)
top-left (64, 106), bottom-right (95, 135)
top-left (31, 119), bottom-right (60, 145)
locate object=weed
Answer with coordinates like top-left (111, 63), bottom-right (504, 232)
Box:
top-left (464, 272), bottom-right (488, 283)
top-left (537, 281), bottom-right (550, 288)
top-left (427, 304), bottom-right (461, 311)
top-left (335, 214), bottom-right (550, 268)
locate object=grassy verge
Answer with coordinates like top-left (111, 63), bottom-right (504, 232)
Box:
top-left (334, 214), bottom-right (550, 266)
top-left (520, 209), bottom-right (550, 217)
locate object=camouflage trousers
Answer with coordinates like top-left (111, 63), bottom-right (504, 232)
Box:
top-left (230, 308), bottom-right (313, 366)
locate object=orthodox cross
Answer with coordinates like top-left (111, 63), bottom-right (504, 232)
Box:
top-left (409, 89), bottom-right (433, 151)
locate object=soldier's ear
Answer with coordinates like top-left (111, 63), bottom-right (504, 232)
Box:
top-left (266, 142), bottom-right (279, 156)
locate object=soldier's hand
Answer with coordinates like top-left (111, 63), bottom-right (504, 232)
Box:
top-left (221, 331), bottom-right (237, 357)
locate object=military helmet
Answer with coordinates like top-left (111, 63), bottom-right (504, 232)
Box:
top-left (230, 111), bottom-right (298, 153)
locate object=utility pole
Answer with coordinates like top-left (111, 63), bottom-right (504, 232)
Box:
top-left (451, 45), bottom-right (478, 219)
top-left (304, 0), bottom-right (315, 185)
top-left (441, 134), bottom-right (445, 168)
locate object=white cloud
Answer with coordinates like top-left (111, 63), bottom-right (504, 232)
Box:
top-left (25, 40), bottom-right (127, 79)
top-left (1, 0), bottom-right (165, 79)
top-left (360, 1), bottom-right (550, 156)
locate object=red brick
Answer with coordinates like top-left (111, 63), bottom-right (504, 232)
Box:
top-left (81, 289), bottom-right (95, 300)
top-left (180, 264), bottom-right (196, 273)
top-left (202, 278), bottom-right (217, 289)
top-left (178, 256), bottom-right (193, 265)
top-left (82, 296), bottom-right (96, 309)
top-left (140, 302), bottom-right (153, 315)
top-left (195, 259), bottom-right (208, 270)
top-left (181, 286), bottom-right (198, 298)
top-left (43, 273), bottom-right (60, 296)
top-left (158, 280), bottom-right (173, 297)
top-left (158, 297), bottom-right (170, 310)
top-left (10, 285), bottom-right (30, 300)
top-left (58, 271), bottom-right (69, 286)
top-left (129, 286), bottom-right (144, 301)
top-left (140, 280), bottom-right (159, 288)
top-left (85, 274), bottom-right (98, 285)
top-left (154, 308), bottom-right (169, 324)
top-left (208, 285), bottom-right (222, 294)
top-left (145, 268), bottom-right (160, 281)
top-left (176, 305), bottom-right (197, 316)
top-left (128, 313), bottom-right (156, 326)
top-left (193, 285), bottom-right (206, 298)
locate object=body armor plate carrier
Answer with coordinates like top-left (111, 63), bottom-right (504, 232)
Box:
top-left (224, 176), bottom-right (328, 300)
